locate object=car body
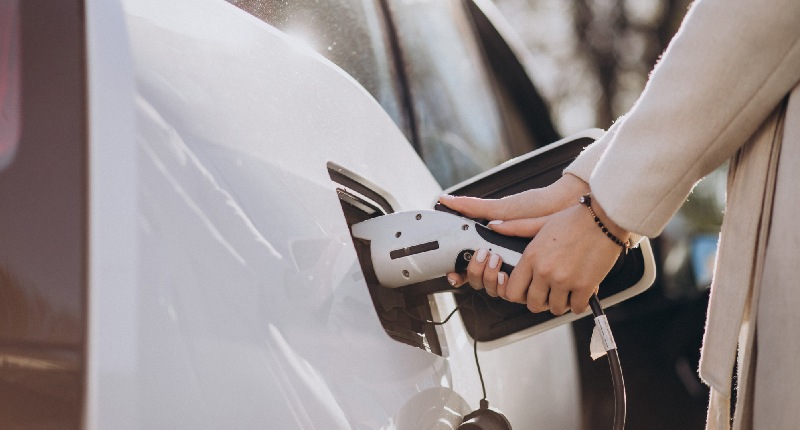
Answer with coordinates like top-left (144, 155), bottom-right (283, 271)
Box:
top-left (0, 0), bottom-right (621, 428)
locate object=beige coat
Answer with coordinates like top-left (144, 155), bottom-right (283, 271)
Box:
top-left (564, 0), bottom-right (800, 428)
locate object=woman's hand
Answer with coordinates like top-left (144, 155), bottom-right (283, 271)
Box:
top-left (503, 202), bottom-right (627, 315)
top-left (440, 174), bottom-right (630, 315)
top-left (439, 173), bottom-right (589, 296)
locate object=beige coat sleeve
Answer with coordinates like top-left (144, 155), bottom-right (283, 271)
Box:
top-left (566, 0), bottom-right (800, 238)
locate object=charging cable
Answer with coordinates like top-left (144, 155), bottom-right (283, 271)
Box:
top-left (589, 294), bottom-right (626, 430)
top-left (400, 291), bottom-right (626, 429)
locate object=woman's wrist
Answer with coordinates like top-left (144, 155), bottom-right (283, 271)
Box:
top-left (579, 193), bottom-right (632, 250)
top-left (552, 173), bottom-right (590, 208)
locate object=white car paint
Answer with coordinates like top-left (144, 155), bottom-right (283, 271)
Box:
top-left (85, 0), bottom-right (581, 428)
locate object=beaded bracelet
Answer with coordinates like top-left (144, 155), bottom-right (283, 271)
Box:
top-left (579, 193), bottom-right (632, 254)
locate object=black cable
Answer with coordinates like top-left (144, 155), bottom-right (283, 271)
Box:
top-left (400, 291), bottom-right (625, 430)
top-left (400, 301), bottom-right (462, 326)
top-left (400, 294), bottom-right (488, 400)
top-left (467, 299), bottom-right (488, 400)
top-left (589, 294), bottom-right (626, 430)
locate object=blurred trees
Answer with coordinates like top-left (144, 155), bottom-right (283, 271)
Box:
top-left (494, 0), bottom-right (691, 134)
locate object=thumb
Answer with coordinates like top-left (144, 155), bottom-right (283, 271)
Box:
top-left (488, 216), bottom-right (550, 238)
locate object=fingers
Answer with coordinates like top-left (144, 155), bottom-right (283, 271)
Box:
top-left (446, 272), bottom-right (467, 288)
top-left (439, 189), bottom-right (552, 221)
top-left (450, 267), bottom-right (595, 315)
top-left (488, 216), bottom-right (549, 238)
top-left (547, 288), bottom-right (571, 316)
top-left (569, 286), bottom-right (598, 315)
top-left (496, 271), bottom-right (508, 298)
top-left (438, 175), bottom-right (591, 229)
top-left (442, 193), bottom-right (613, 318)
top-left (482, 253), bottom-right (503, 297)
top-left (466, 248), bottom-right (489, 291)
top-left (466, 249), bottom-right (505, 297)
top-left (438, 195), bottom-right (511, 220)
top-left (503, 256), bottom-right (532, 304)
top-left (449, 248), bottom-right (591, 317)
top-left (525, 274), bottom-right (550, 313)
top-left (449, 249), bottom-right (508, 298)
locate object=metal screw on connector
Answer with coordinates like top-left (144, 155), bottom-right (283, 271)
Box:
top-left (395, 232), bottom-right (402, 238)
top-left (415, 214), bottom-right (422, 220)
top-left (462, 224), bottom-right (469, 231)
top-left (402, 270), bottom-right (410, 278)
top-left (463, 252), bottom-right (472, 261)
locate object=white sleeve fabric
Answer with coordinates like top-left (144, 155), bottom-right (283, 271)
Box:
top-left (583, 0), bottom-right (800, 238)
top-left (562, 117), bottom-right (621, 183)
top-left (563, 119), bottom-right (644, 246)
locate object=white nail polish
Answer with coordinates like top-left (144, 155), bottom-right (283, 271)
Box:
top-left (448, 277), bottom-right (456, 286)
top-left (488, 253), bottom-right (500, 269)
top-left (498, 272), bottom-right (506, 285)
top-left (439, 194), bottom-right (454, 200)
top-left (488, 220), bottom-right (503, 225)
top-left (476, 248), bottom-right (488, 263)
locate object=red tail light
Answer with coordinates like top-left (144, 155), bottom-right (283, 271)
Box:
top-left (0, 0), bottom-right (20, 169)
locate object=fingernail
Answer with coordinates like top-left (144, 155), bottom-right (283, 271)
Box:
top-left (488, 220), bottom-right (503, 225)
top-left (439, 194), bottom-right (455, 200)
top-left (497, 272), bottom-right (506, 285)
top-left (488, 253), bottom-right (500, 269)
top-left (447, 277), bottom-right (457, 286)
top-left (476, 248), bottom-right (488, 263)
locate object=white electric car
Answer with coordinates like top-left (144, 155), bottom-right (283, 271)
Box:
top-left (0, 0), bottom-right (653, 428)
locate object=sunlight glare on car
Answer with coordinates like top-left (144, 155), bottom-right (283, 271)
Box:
top-left (283, 25), bottom-right (319, 54)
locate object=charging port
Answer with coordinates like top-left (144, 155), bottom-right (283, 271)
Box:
top-left (329, 163), bottom-right (444, 356)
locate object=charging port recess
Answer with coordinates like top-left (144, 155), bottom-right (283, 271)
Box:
top-left (329, 164), bottom-right (446, 356)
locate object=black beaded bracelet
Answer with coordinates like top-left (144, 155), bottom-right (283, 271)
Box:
top-left (579, 193), bottom-right (632, 253)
